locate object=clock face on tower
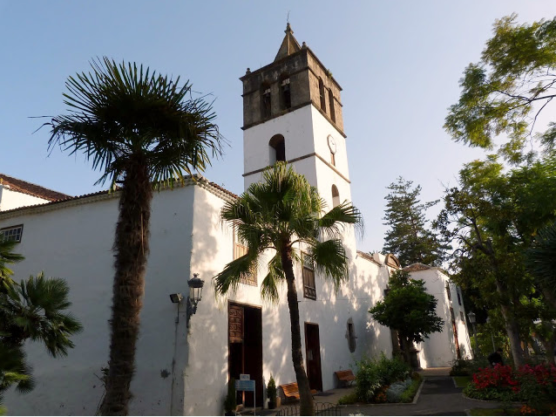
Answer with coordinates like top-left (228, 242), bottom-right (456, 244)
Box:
top-left (327, 135), bottom-right (337, 154)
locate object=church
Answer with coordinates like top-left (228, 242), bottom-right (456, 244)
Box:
top-left (0, 25), bottom-right (471, 415)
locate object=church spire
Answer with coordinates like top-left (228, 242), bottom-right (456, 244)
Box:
top-left (274, 23), bottom-right (301, 62)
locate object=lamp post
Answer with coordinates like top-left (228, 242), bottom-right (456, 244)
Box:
top-left (468, 311), bottom-right (477, 358)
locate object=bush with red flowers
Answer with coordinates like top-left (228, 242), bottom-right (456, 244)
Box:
top-left (464, 363), bottom-right (556, 413)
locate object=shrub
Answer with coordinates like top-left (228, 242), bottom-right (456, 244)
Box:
top-left (267, 375), bottom-right (277, 409)
top-left (386, 378), bottom-right (412, 402)
top-left (337, 392), bottom-right (358, 405)
top-left (355, 360), bottom-right (383, 403)
top-left (450, 359), bottom-right (471, 376)
top-left (399, 374), bottom-right (422, 403)
top-left (224, 378), bottom-right (237, 414)
top-left (354, 354), bottom-right (411, 403)
top-left (375, 354), bottom-right (411, 385)
top-left (465, 362), bottom-right (556, 410)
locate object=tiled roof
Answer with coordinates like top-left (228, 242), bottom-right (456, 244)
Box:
top-left (403, 263), bottom-right (432, 272)
top-left (0, 175), bottom-right (239, 217)
top-left (0, 173), bottom-right (71, 201)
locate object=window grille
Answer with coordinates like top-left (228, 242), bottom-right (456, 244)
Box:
top-left (302, 253), bottom-right (316, 300)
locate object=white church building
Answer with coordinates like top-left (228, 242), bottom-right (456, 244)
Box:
top-left (1, 25), bottom-right (472, 416)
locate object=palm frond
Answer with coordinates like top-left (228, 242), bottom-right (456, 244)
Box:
top-left (261, 253), bottom-right (285, 303)
top-left (6, 273), bottom-right (83, 357)
top-left (319, 201), bottom-right (363, 239)
top-left (0, 240), bottom-right (24, 280)
top-left (214, 253), bottom-right (259, 297)
top-left (309, 239), bottom-right (349, 291)
top-left (44, 56), bottom-right (223, 188)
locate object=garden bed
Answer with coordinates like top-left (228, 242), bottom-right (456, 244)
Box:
top-left (463, 363), bottom-right (556, 415)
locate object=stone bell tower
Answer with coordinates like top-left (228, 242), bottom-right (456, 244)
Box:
top-left (240, 24), bottom-right (352, 213)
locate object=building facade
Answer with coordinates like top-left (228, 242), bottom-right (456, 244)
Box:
top-left (1, 26), bottom-right (471, 416)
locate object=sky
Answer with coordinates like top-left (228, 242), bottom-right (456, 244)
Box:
top-left (1, 1), bottom-right (555, 253)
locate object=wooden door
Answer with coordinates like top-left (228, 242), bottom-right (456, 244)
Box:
top-left (304, 323), bottom-right (323, 392)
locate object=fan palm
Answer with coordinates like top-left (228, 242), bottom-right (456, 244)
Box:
top-left (214, 163), bottom-right (362, 416)
top-left (46, 57), bottom-right (222, 415)
top-left (0, 273), bottom-right (81, 410)
top-left (0, 239), bottom-right (24, 286)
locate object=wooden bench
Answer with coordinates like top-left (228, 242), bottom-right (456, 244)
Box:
top-left (279, 382), bottom-right (318, 402)
top-left (334, 369), bottom-right (356, 387)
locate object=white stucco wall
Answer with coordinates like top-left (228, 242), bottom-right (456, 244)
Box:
top-left (2, 184), bottom-right (198, 416)
top-left (243, 105), bottom-right (351, 208)
top-left (0, 185), bottom-right (50, 212)
top-left (409, 268), bottom-right (473, 368)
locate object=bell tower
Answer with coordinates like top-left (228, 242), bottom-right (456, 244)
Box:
top-left (240, 24), bottom-right (352, 211)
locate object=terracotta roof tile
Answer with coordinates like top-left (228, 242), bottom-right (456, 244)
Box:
top-left (0, 173), bottom-right (71, 201)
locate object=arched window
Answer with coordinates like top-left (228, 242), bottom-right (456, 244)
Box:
top-left (328, 89), bottom-right (336, 122)
top-left (332, 185), bottom-right (340, 207)
top-left (261, 84), bottom-right (271, 119)
top-left (269, 134), bottom-right (286, 163)
top-left (281, 77), bottom-right (291, 110)
top-left (318, 78), bottom-right (326, 111)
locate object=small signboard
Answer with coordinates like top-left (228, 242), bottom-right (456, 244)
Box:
top-left (236, 379), bottom-right (255, 392)
top-left (239, 374), bottom-right (250, 381)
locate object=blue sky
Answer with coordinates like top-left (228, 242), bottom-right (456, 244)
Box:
top-left (1, 1), bottom-right (555, 252)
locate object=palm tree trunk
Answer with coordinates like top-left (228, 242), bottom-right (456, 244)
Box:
top-left (100, 156), bottom-right (152, 416)
top-left (280, 243), bottom-right (315, 416)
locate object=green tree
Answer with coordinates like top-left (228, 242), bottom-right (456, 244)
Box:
top-left (214, 163), bottom-right (362, 416)
top-left (382, 177), bottom-right (447, 266)
top-left (46, 57), bottom-right (222, 415)
top-left (527, 220), bottom-right (556, 293)
top-left (436, 156), bottom-right (556, 366)
top-left (369, 270), bottom-right (443, 366)
top-left (445, 14), bottom-right (556, 163)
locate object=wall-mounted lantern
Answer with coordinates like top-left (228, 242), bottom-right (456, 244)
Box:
top-left (186, 273), bottom-right (204, 328)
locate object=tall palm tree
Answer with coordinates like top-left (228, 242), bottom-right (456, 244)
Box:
top-left (46, 57), bottom-right (222, 415)
top-left (214, 163), bottom-right (362, 416)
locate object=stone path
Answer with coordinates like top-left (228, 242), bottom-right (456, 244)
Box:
top-left (341, 376), bottom-right (501, 416)
top-left (240, 375), bottom-right (502, 416)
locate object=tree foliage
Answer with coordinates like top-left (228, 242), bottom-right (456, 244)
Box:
top-left (214, 163), bottom-right (362, 415)
top-left (436, 155), bottom-right (556, 366)
top-left (369, 270), bottom-right (443, 364)
top-left (445, 14), bottom-right (556, 163)
top-left (382, 177), bottom-right (447, 266)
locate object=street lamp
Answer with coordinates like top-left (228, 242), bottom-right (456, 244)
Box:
top-left (468, 311), bottom-right (477, 358)
top-left (186, 273), bottom-right (204, 328)
top-left (169, 273), bottom-right (204, 327)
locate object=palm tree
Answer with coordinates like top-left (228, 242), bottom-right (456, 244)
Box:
top-left (0, 273), bottom-right (82, 410)
top-left (46, 57), bottom-right (223, 415)
top-left (214, 163), bottom-right (362, 416)
top-left (0, 239), bottom-right (24, 286)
